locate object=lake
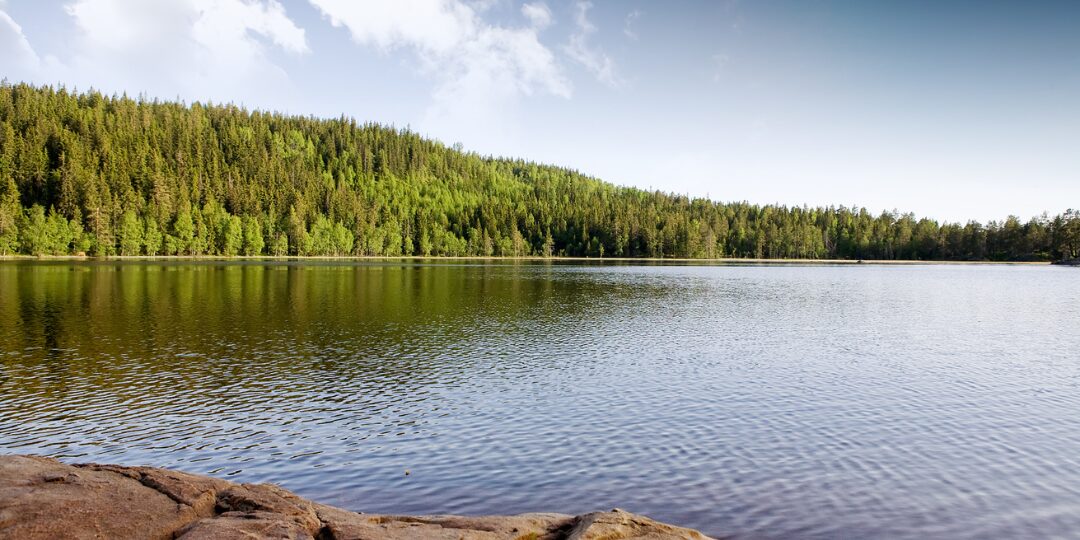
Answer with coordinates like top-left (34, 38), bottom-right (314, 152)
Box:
top-left (2, 261), bottom-right (1079, 538)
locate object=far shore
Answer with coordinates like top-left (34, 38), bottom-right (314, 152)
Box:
top-left (0, 254), bottom-right (1055, 265)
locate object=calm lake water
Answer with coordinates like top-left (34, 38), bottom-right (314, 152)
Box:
top-left (2, 261), bottom-right (1079, 538)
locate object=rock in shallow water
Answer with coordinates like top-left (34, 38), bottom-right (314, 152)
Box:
top-left (0, 455), bottom-right (714, 540)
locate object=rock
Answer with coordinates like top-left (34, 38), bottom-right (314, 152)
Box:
top-left (0, 455), bottom-right (201, 540)
top-left (0, 455), bottom-right (716, 540)
top-left (312, 507), bottom-right (575, 540)
top-left (215, 483), bottom-right (322, 533)
top-left (566, 509), bottom-right (708, 539)
top-left (178, 511), bottom-right (317, 540)
top-left (81, 462), bottom-right (230, 517)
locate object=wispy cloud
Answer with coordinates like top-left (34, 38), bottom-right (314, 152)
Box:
top-left (308, 0), bottom-right (571, 136)
top-left (4, 0), bottom-right (308, 104)
top-left (623, 9), bottom-right (641, 40)
top-left (0, 8), bottom-right (40, 76)
top-left (564, 1), bottom-right (621, 88)
top-left (521, 1), bottom-right (552, 30)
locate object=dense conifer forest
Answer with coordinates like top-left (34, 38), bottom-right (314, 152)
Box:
top-left (0, 83), bottom-right (1077, 260)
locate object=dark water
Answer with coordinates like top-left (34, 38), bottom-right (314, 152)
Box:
top-left (2, 261), bottom-right (1079, 538)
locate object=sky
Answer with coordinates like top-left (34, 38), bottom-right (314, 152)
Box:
top-left (1, 0), bottom-right (1078, 223)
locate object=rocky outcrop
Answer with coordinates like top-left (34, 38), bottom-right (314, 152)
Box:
top-left (1052, 259), bottom-right (1080, 266)
top-left (0, 455), bottom-right (713, 540)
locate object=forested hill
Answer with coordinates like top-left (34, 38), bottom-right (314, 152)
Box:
top-left (0, 83), bottom-right (1077, 260)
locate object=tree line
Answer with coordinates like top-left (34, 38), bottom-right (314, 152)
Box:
top-left (0, 83), bottom-right (1077, 260)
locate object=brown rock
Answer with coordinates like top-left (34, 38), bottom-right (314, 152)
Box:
top-left (0, 455), bottom-right (716, 540)
top-left (0, 455), bottom-right (199, 540)
top-left (567, 509), bottom-right (709, 540)
top-left (82, 463), bottom-right (229, 517)
top-left (216, 483), bottom-right (322, 534)
top-left (178, 511), bottom-right (316, 540)
top-left (313, 505), bottom-right (575, 540)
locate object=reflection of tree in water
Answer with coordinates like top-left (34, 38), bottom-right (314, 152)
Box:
top-left (11, 264), bottom-right (73, 353)
top-left (0, 261), bottom-right (679, 468)
top-left (5, 264), bottom-right (89, 400)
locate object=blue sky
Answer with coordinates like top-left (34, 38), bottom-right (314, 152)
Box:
top-left (1, 0), bottom-right (1077, 223)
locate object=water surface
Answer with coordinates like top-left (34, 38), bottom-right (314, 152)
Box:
top-left (2, 261), bottom-right (1079, 538)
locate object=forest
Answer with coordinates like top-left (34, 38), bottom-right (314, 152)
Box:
top-left (0, 83), bottom-right (1077, 261)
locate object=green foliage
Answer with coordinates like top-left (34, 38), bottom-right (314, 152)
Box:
top-left (173, 212), bottom-right (194, 256)
top-left (222, 215), bottom-right (243, 256)
top-left (311, 214), bottom-right (334, 255)
top-left (19, 205), bottom-right (49, 255)
top-left (242, 215), bottom-right (264, 256)
top-left (164, 234), bottom-right (181, 256)
top-left (119, 211), bottom-right (143, 256)
top-left (18, 205), bottom-right (73, 255)
top-left (270, 233), bottom-right (288, 256)
top-left (0, 82), bottom-right (1076, 261)
top-left (0, 176), bottom-right (19, 255)
top-left (286, 207), bottom-right (312, 256)
top-left (70, 210), bottom-right (92, 254)
top-left (144, 217), bottom-right (163, 256)
top-left (332, 222), bottom-right (353, 256)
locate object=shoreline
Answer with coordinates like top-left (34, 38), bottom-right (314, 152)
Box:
top-left (0, 455), bottom-right (713, 539)
top-left (0, 254), bottom-right (1053, 265)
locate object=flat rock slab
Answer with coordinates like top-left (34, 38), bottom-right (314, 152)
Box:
top-left (0, 455), bottom-right (715, 540)
top-left (0, 455), bottom-right (201, 540)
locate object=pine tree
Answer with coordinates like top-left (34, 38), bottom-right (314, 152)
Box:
top-left (19, 205), bottom-right (48, 255)
top-left (242, 215), bottom-right (264, 256)
top-left (144, 217), bottom-right (163, 256)
top-left (119, 210), bottom-right (144, 255)
top-left (0, 83), bottom-right (1072, 261)
top-left (271, 233), bottom-right (288, 257)
top-left (332, 221), bottom-right (354, 256)
top-left (173, 211), bottom-right (194, 256)
top-left (0, 176), bottom-right (19, 255)
top-left (222, 215), bottom-right (243, 256)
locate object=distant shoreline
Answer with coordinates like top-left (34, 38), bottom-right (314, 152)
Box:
top-left (0, 255), bottom-right (1053, 265)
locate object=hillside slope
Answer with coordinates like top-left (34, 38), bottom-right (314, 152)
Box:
top-left (0, 83), bottom-right (1077, 260)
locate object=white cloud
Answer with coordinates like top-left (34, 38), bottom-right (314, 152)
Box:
top-left (0, 8), bottom-right (41, 77)
top-left (564, 1), bottom-right (621, 88)
top-left (308, 0), bottom-right (570, 139)
top-left (190, 0), bottom-right (308, 57)
top-left (7, 0), bottom-right (307, 105)
top-left (623, 9), bottom-right (640, 40)
top-left (521, 2), bottom-right (552, 30)
top-left (308, 0), bottom-right (474, 56)
top-left (63, 0), bottom-right (308, 58)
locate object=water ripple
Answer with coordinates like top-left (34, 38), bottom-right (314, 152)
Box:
top-left (1, 261), bottom-right (1079, 539)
